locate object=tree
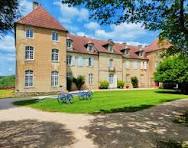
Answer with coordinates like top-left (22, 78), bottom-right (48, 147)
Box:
top-left (73, 75), bottom-right (85, 90)
top-left (131, 77), bottom-right (138, 88)
top-left (0, 0), bottom-right (19, 36)
top-left (62, 0), bottom-right (188, 54)
top-left (154, 55), bottom-right (188, 93)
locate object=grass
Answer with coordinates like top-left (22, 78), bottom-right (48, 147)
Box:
top-left (0, 89), bottom-right (15, 99)
top-left (14, 89), bottom-right (188, 114)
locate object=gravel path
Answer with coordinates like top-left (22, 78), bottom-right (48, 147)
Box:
top-left (0, 98), bottom-right (188, 148)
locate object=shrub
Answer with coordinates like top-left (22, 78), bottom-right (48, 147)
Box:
top-left (99, 80), bottom-right (109, 89)
top-left (131, 77), bottom-right (138, 88)
top-left (117, 80), bottom-right (125, 88)
top-left (67, 77), bottom-right (73, 91)
top-left (73, 75), bottom-right (85, 90)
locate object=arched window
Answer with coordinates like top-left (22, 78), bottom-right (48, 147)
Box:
top-left (25, 70), bottom-right (33, 87)
top-left (51, 71), bottom-right (59, 87)
top-left (25, 46), bottom-right (34, 60)
top-left (52, 49), bottom-right (59, 62)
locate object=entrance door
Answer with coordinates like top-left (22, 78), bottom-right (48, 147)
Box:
top-left (109, 74), bottom-right (117, 88)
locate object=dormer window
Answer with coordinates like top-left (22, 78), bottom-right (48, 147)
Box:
top-left (87, 44), bottom-right (93, 52)
top-left (124, 49), bottom-right (129, 55)
top-left (139, 50), bottom-right (144, 57)
top-left (66, 39), bottom-right (73, 50)
top-left (108, 45), bottom-right (113, 52)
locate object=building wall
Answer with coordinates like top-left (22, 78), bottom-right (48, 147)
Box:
top-left (146, 50), bottom-right (162, 87)
top-left (15, 24), bottom-right (67, 93)
top-left (123, 59), bottom-right (149, 88)
top-left (66, 52), bottom-right (99, 89)
top-left (98, 53), bottom-right (123, 85)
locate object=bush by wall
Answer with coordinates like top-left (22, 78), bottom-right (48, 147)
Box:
top-left (0, 75), bottom-right (15, 88)
top-left (131, 77), bottom-right (138, 88)
top-left (99, 80), bottom-right (109, 89)
top-left (73, 75), bottom-right (85, 90)
top-left (117, 80), bottom-right (125, 89)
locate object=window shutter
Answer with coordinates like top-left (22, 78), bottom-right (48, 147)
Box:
top-left (72, 56), bottom-right (75, 66)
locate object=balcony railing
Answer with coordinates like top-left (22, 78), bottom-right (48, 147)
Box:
top-left (108, 67), bottom-right (116, 72)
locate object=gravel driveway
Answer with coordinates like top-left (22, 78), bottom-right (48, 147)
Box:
top-left (0, 98), bottom-right (188, 148)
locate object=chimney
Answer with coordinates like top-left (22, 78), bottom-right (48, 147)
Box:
top-left (33, 1), bottom-right (39, 10)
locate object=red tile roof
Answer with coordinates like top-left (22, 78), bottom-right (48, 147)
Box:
top-left (16, 6), bottom-right (67, 32)
top-left (144, 39), bottom-right (171, 53)
top-left (67, 34), bottom-right (148, 59)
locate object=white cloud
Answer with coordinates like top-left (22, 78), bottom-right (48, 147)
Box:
top-left (95, 23), bottom-right (147, 41)
top-left (76, 32), bottom-right (88, 37)
top-left (84, 22), bottom-right (100, 30)
top-left (53, 1), bottom-right (89, 24)
top-left (18, 0), bottom-right (33, 16)
top-left (0, 36), bottom-right (15, 53)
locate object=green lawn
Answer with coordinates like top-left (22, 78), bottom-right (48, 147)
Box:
top-left (0, 89), bottom-right (15, 99)
top-left (14, 89), bottom-right (188, 114)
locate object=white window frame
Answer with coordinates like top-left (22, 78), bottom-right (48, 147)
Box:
top-left (109, 74), bottom-right (114, 84)
top-left (77, 56), bottom-right (84, 67)
top-left (66, 39), bottom-right (73, 49)
top-left (52, 31), bottom-right (59, 41)
top-left (88, 73), bottom-right (93, 85)
top-left (25, 46), bottom-right (34, 60)
top-left (26, 28), bottom-right (33, 38)
top-left (66, 55), bottom-right (72, 66)
top-left (109, 59), bottom-right (113, 68)
top-left (52, 49), bottom-right (59, 62)
top-left (25, 70), bottom-right (33, 87)
top-left (108, 45), bottom-right (113, 52)
top-left (51, 71), bottom-right (59, 87)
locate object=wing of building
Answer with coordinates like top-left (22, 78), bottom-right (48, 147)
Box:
top-left (15, 3), bottom-right (170, 95)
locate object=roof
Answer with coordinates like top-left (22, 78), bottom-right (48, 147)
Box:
top-left (144, 39), bottom-right (171, 53)
top-left (67, 34), bottom-right (148, 59)
top-left (16, 6), bottom-right (67, 32)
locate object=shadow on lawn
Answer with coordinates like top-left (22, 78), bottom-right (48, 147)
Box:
top-left (13, 99), bottom-right (38, 106)
top-left (155, 90), bottom-right (182, 94)
top-left (99, 105), bottom-right (154, 114)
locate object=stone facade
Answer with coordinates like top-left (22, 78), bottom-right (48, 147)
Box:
top-left (15, 5), bottom-right (166, 94)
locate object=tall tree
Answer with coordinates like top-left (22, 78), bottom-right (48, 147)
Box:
top-left (62, 0), bottom-right (188, 55)
top-left (0, 0), bottom-right (19, 36)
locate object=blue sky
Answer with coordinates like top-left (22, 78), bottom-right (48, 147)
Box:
top-left (0, 0), bottom-right (159, 76)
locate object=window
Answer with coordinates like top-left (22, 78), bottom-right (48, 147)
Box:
top-left (52, 49), bottom-right (59, 62)
top-left (132, 61), bottom-right (139, 69)
top-left (26, 28), bottom-right (33, 38)
top-left (144, 61), bottom-right (147, 69)
top-left (25, 46), bottom-right (34, 60)
top-left (125, 49), bottom-right (129, 55)
top-left (77, 56), bottom-right (84, 67)
top-left (108, 45), bottom-right (113, 52)
top-left (140, 75), bottom-right (144, 83)
top-left (109, 59), bottom-right (113, 68)
top-left (139, 51), bottom-right (144, 57)
top-left (66, 55), bottom-right (72, 66)
top-left (51, 71), bottom-right (59, 87)
top-left (125, 61), bottom-right (130, 69)
top-left (88, 57), bottom-right (94, 66)
top-left (109, 74), bottom-right (114, 84)
top-left (25, 70), bottom-right (33, 87)
top-left (66, 39), bottom-right (73, 49)
top-left (67, 72), bottom-right (73, 78)
top-left (52, 31), bottom-right (58, 41)
top-left (88, 73), bottom-right (93, 85)
top-left (87, 44), bottom-right (93, 52)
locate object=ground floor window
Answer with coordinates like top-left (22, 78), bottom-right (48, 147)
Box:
top-left (126, 74), bottom-right (130, 83)
top-left (109, 74), bottom-right (114, 84)
top-left (88, 73), bottom-right (93, 85)
top-left (25, 70), bottom-right (33, 87)
top-left (51, 71), bottom-right (59, 87)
